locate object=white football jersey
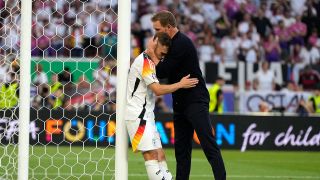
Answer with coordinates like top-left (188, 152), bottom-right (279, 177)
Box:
top-left (125, 52), bottom-right (159, 121)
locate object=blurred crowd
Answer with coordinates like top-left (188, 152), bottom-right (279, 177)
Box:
top-left (0, 0), bottom-right (320, 114)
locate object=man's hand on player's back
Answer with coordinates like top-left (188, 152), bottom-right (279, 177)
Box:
top-left (148, 74), bottom-right (198, 96)
top-left (178, 74), bottom-right (198, 88)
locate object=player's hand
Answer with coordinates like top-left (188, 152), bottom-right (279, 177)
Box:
top-left (179, 74), bottom-right (199, 88)
top-left (146, 37), bottom-right (160, 65)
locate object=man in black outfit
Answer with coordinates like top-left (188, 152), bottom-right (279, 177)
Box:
top-left (147, 11), bottom-right (226, 180)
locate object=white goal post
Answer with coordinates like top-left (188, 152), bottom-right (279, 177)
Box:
top-left (18, 0), bottom-right (32, 179)
top-left (15, 0), bottom-right (131, 179)
top-left (115, 0), bottom-right (131, 180)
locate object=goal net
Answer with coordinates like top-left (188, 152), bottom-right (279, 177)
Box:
top-left (0, 0), bottom-right (122, 179)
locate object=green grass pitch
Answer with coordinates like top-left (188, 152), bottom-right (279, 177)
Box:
top-left (1, 146), bottom-right (320, 179)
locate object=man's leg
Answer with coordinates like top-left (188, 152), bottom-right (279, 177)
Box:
top-left (143, 150), bottom-right (165, 180)
top-left (157, 149), bottom-right (173, 180)
top-left (187, 103), bottom-right (226, 180)
top-left (174, 112), bottom-right (194, 180)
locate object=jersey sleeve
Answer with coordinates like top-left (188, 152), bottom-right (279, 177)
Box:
top-left (142, 58), bottom-right (159, 86)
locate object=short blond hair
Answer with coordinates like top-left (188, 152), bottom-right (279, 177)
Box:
top-left (151, 10), bottom-right (177, 27)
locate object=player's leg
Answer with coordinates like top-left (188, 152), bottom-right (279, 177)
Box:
top-left (157, 148), bottom-right (173, 180)
top-left (143, 150), bottom-right (165, 180)
top-left (187, 103), bottom-right (226, 180)
top-left (126, 119), bottom-right (166, 180)
top-left (173, 112), bottom-right (194, 180)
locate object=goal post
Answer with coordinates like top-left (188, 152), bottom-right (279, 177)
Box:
top-left (115, 0), bottom-right (131, 179)
top-left (18, 0), bottom-right (32, 179)
top-left (1, 0), bottom-right (131, 179)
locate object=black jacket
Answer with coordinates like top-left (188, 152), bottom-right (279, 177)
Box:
top-left (156, 31), bottom-right (209, 111)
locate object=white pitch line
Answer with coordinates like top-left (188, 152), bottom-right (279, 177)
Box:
top-left (27, 157), bottom-right (320, 163)
top-left (5, 173), bottom-right (320, 179)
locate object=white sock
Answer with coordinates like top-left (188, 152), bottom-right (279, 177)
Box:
top-left (159, 161), bottom-right (173, 180)
top-left (145, 160), bottom-right (165, 180)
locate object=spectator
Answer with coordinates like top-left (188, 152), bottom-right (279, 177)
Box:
top-left (97, 22), bottom-right (117, 58)
top-left (302, 1), bottom-right (318, 39)
top-left (69, 24), bottom-right (84, 57)
top-left (299, 43), bottom-right (320, 65)
top-left (32, 84), bottom-right (50, 110)
top-left (291, 0), bottom-right (307, 16)
top-left (298, 83), bottom-right (320, 114)
top-left (308, 28), bottom-right (320, 48)
top-left (36, 26), bottom-right (52, 57)
top-left (154, 96), bottom-right (170, 113)
top-left (90, 92), bottom-right (108, 112)
top-left (282, 10), bottom-right (296, 28)
top-left (220, 29), bottom-right (241, 62)
top-left (50, 73), bottom-right (62, 94)
top-left (258, 100), bottom-right (271, 113)
top-left (224, 0), bottom-right (240, 20)
top-left (198, 36), bottom-right (214, 63)
top-left (204, 0), bottom-right (222, 23)
top-left (0, 57), bottom-right (9, 83)
top-left (298, 65), bottom-right (320, 91)
top-left (252, 78), bottom-right (260, 91)
top-left (269, 4), bottom-right (284, 26)
top-left (274, 20), bottom-right (291, 62)
top-left (291, 44), bottom-right (303, 64)
top-left (238, 13), bottom-right (252, 35)
top-left (239, 31), bottom-right (258, 63)
top-left (255, 61), bottom-right (275, 91)
top-left (290, 15), bottom-right (307, 46)
top-left (48, 86), bottom-right (64, 110)
top-left (131, 22), bottom-right (145, 53)
top-left (92, 58), bottom-right (110, 90)
top-left (189, 6), bottom-right (205, 24)
top-left (32, 64), bottom-right (48, 86)
top-left (76, 75), bottom-right (90, 95)
top-left (1, 22), bottom-right (19, 53)
top-left (263, 33), bottom-right (281, 62)
top-left (307, 84), bottom-right (320, 113)
top-left (214, 6), bottom-right (231, 39)
top-left (50, 13), bottom-right (66, 57)
top-left (58, 67), bottom-right (73, 85)
top-left (281, 80), bottom-right (299, 93)
top-left (108, 67), bottom-right (117, 91)
top-left (244, 0), bottom-right (257, 15)
top-left (209, 77), bottom-right (225, 113)
top-left (212, 40), bottom-right (224, 63)
top-left (0, 72), bottom-right (19, 109)
top-left (260, 2), bottom-right (273, 20)
top-left (140, 6), bottom-right (154, 32)
top-left (82, 4), bottom-right (99, 57)
top-left (252, 8), bottom-right (273, 38)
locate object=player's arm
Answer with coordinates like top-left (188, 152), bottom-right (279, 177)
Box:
top-left (148, 74), bottom-right (198, 96)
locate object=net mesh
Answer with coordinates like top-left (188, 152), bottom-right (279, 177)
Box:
top-left (0, 0), bottom-right (118, 179)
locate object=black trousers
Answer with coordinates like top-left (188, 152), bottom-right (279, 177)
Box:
top-left (174, 102), bottom-right (226, 180)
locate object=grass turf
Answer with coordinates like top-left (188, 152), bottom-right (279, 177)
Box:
top-left (0, 146), bottom-right (319, 179)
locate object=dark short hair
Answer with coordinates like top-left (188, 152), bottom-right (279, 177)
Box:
top-left (154, 32), bottom-right (171, 48)
top-left (151, 10), bottom-right (177, 28)
top-left (216, 76), bottom-right (224, 81)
